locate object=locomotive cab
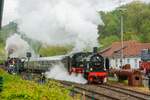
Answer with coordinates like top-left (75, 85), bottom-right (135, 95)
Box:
top-left (70, 52), bottom-right (91, 74)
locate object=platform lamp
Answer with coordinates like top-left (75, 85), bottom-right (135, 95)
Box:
top-left (26, 52), bottom-right (32, 79)
top-left (26, 52), bottom-right (32, 71)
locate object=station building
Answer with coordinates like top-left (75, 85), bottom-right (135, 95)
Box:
top-left (100, 40), bottom-right (150, 69)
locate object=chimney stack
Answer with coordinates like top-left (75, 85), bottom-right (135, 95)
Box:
top-left (93, 47), bottom-right (98, 54)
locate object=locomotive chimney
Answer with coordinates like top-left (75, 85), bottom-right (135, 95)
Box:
top-left (93, 47), bottom-right (98, 54)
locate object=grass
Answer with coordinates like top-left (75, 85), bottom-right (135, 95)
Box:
top-left (0, 69), bottom-right (71, 100)
top-left (108, 77), bottom-right (128, 85)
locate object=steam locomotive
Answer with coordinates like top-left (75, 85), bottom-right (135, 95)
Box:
top-left (70, 51), bottom-right (108, 83)
top-left (6, 48), bottom-right (108, 83)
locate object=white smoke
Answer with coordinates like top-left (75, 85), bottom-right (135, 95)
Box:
top-left (45, 63), bottom-right (87, 84)
top-left (5, 34), bottom-right (35, 58)
top-left (15, 0), bottom-right (104, 52)
top-left (3, 0), bottom-right (150, 51)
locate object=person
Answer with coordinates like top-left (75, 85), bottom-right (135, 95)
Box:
top-left (148, 73), bottom-right (150, 90)
top-left (41, 73), bottom-right (46, 84)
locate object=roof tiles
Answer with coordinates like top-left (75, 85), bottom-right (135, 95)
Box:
top-left (100, 40), bottom-right (150, 58)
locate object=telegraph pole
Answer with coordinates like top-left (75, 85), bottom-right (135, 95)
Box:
top-left (0, 0), bottom-right (4, 29)
top-left (119, 0), bottom-right (124, 67)
top-left (120, 12), bottom-right (124, 67)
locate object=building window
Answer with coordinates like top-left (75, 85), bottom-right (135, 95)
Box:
top-left (127, 59), bottom-right (130, 64)
top-left (134, 59), bottom-right (137, 68)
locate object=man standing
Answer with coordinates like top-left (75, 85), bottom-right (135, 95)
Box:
top-left (148, 73), bottom-right (150, 90)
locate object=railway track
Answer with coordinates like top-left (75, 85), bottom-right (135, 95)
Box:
top-left (58, 80), bottom-right (150, 100)
top-left (60, 81), bottom-right (120, 100)
top-left (98, 84), bottom-right (150, 100)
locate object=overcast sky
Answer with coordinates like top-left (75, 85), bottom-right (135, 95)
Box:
top-left (2, 0), bottom-right (150, 26)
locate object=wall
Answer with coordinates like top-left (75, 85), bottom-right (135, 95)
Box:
top-left (110, 57), bottom-right (141, 69)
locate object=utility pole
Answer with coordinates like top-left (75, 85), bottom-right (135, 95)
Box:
top-left (119, 0), bottom-right (124, 67)
top-left (0, 0), bottom-right (4, 29)
top-left (120, 12), bottom-right (124, 67)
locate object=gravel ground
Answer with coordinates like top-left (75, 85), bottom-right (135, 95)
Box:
top-left (108, 79), bottom-right (150, 95)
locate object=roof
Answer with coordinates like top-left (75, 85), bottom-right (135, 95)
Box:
top-left (100, 40), bottom-right (150, 58)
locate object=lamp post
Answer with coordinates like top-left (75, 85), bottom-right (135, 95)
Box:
top-left (26, 52), bottom-right (32, 80)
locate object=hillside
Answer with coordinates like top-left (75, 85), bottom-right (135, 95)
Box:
top-left (99, 1), bottom-right (150, 49)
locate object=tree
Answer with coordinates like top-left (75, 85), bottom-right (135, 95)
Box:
top-left (99, 1), bottom-right (150, 48)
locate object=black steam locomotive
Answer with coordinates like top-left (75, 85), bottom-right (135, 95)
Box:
top-left (6, 48), bottom-right (109, 83)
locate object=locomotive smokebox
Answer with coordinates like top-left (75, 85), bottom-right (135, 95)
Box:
top-left (93, 47), bottom-right (98, 54)
top-left (0, 0), bottom-right (4, 29)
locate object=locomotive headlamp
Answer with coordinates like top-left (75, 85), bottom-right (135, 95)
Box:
top-left (90, 68), bottom-right (93, 71)
top-left (80, 64), bottom-right (83, 67)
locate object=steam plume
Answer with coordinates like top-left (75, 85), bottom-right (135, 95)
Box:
top-left (5, 34), bottom-right (35, 58)
top-left (46, 63), bottom-right (87, 84)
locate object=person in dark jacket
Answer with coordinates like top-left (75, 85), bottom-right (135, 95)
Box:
top-left (148, 73), bottom-right (150, 90)
top-left (41, 73), bottom-right (46, 84)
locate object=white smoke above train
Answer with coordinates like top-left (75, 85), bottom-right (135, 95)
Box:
top-left (5, 34), bottom-right (35, 58)
top-left (3, 0), bottom-right (150, 51)
top-left (16, 0), bottom-right (103, 51)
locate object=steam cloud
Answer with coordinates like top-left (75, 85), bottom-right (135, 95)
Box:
top-left (3, 0), bottom-right (105, 52)
top-left (3, 0), bottom-right (150, 51)
top-left (15, 0), bottom-right (104, 51)
top-left (5, 34), bottom-right (35, 58)
top-left (46, 63), bottom-right (87, 84)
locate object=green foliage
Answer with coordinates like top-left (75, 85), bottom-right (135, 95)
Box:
top-left (0, 69), bottom-right (71, 100)
top-left (123, 32), bottom-right (140, 41)
top-left (99, 1), bottom-right (150, 47)
top-left (39, 45), bottom-right (73, 56)
top-left (0, 22), bottom-right (17, 43)
top-left (0, 43), bottom-right (6, 58)
top-left (99, 11), bottom-right (120, 36)
top-left (99, 35), bottom-right (120, 49)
